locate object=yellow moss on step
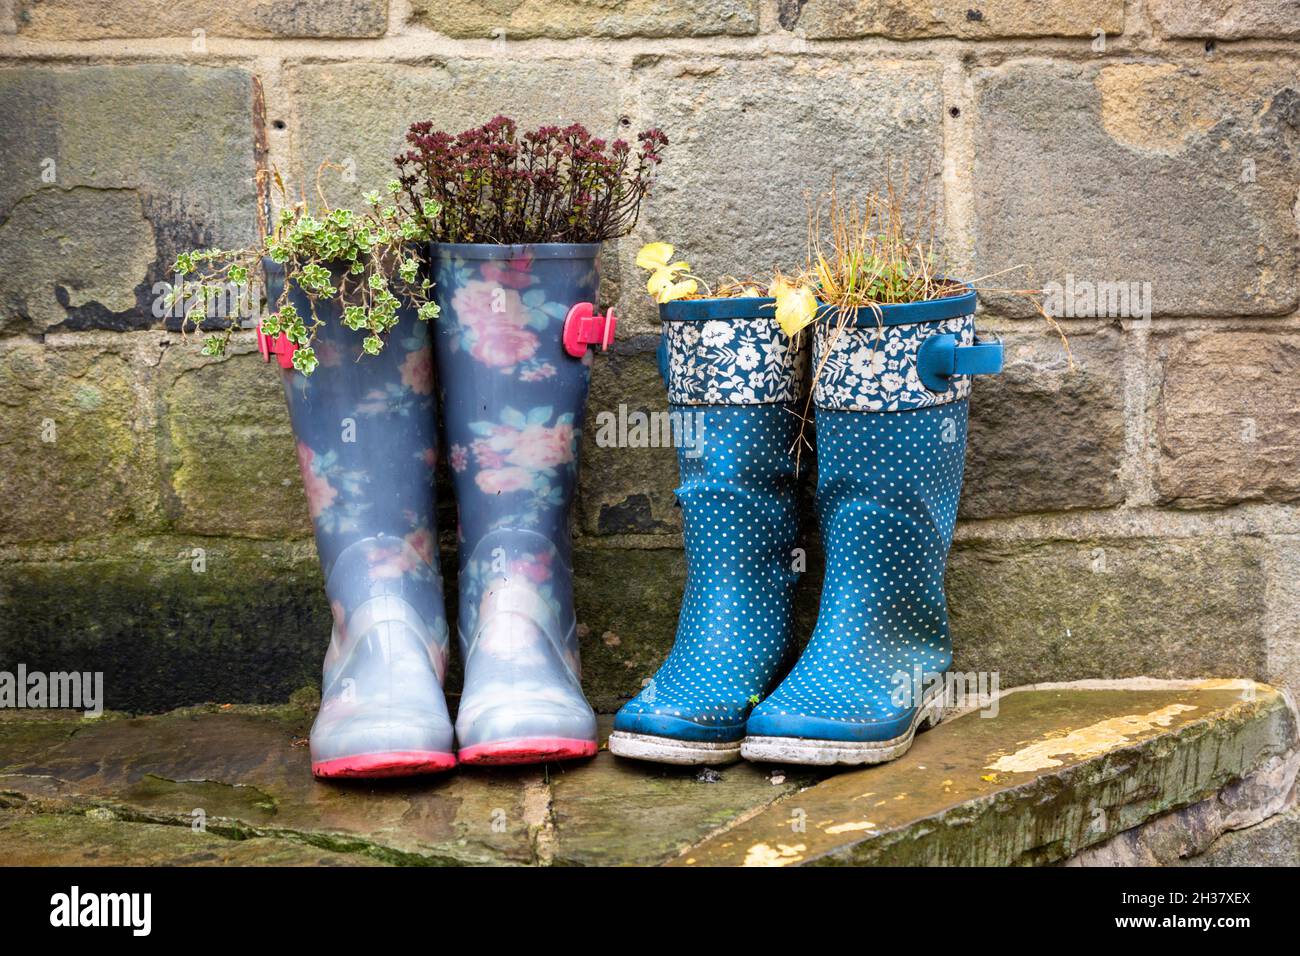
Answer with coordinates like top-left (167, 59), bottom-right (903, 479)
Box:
top-left (823, 821), bottom-right (877, 835)
top-left (742, 842), bottom-right (806, 867)
top-left (985, 704), bottom-right (1199, 773)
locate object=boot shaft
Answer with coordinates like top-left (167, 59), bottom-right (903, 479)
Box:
top-left (270, 263), bottom-right (440, 582)
top-left (431, 243), bottom-right (597, 556)
top-left (660, 296), bottom-right (809, 578)
top-left (430, 243), bottom-right (601, 760)
top-left (266, 262), bottom-right (455, 775)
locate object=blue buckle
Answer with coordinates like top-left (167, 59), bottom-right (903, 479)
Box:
top-left (917, 333), bottom-right (1003, 393)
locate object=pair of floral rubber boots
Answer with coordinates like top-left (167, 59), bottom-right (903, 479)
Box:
top-left (608, 291), bottom-right (1003, 766)
top-left (273, 245), bottom-right (611, 778)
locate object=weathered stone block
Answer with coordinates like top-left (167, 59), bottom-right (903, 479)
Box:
top-left (0, 705), bottom-right (539, 865)
top-left (573, 545), bottom-right (684, 711)
top-left (1069, 748), bottom-right (1299, 865)
top-left (1153, 331), bottom-right (1300, 507)
top-left (0, 187), bottom-right (157, 336)
top-left (410, 0), bottom-right (758, 39)
top-left (948, 536), bottom-right (1268, 687)
top-left (0, 65), bottom-right (257, 332)
top-left (0, 538), bottom-right (329, 712)
top-left (635, 57), bottom-right (944, 332)
top-left (14, 0), bottom-right (389, 38)
top-left (963, 326), bottom-right (1125, 518)
top-left (785, 0), bottom-right (1123, 39)
top-left (1264, 537), bottom-right (1300, 698)
top-left (579, 347), bottom-right (680, 537)
top-left (282, 59), bottom-right (623, 212)
top-left (673, 681), bottom-right (1297, 865)
top-left (158, 339), bottom-right (309, 538)
top-left (1149, 0), bottom-right (1300, 40)
top-left (974, 61), bottom-right (1300, 317)
top-left (1183, 804), bottom-right (1300, 866)
top-left (0, 338), bottom-right (153, 544)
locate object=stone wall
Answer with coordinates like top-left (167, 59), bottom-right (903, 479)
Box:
top-left (0, 1), bottom-right (1297, 711)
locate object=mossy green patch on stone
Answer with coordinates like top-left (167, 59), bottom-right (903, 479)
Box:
top-left (0, 704), bottom-right (540, 865)
top-left (948, 536), bottom-right (1268, 687)
top-left (0, 338), bottom-right (152, 543)
top-left (0, 809), bottom-right (384, 865)
top-left (158, 343), bottom-right (310, 538)
top-left (0, 536), bottom-right (329, 712)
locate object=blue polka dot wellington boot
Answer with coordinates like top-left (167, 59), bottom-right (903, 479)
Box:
top-left (608, 298), bottom-right (808, 765)
top-left (742, 286), bottom-right (1003, 766)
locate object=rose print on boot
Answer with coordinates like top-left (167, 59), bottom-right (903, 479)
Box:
top-left (433, 244), bottom-right (601, 766)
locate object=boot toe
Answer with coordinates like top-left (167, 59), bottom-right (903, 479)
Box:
top-left (612, 705), bottom-right (746, 743)
top-left (311, 710), bottom-right (456, 777)
top-left (745, 701), bottom-right (917, 744)
top-left (456, 694), bottom-right (597, 764)
top-left (614, 689), bottom-right (750, 743)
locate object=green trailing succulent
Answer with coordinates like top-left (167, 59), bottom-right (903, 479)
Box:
top-left (172, 177), bottom-right (442, 375)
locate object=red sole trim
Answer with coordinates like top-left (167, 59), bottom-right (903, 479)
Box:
top-left (312, 750), bottom-right (457, 779)
top-left (458, 737), bottom-right (598, 766)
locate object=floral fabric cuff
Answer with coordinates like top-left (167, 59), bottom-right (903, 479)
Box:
top-left (663, 315), bottom-right (808, 406)
top-left (812, 314), bottom-right (976, 412)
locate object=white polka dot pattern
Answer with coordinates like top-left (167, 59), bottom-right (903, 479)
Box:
top-left (747, 400), bottom-right (969, 743)
top-left (613, 404), bottom-right (801, 742)
top-left (613, 313), bottom-right (805, 744)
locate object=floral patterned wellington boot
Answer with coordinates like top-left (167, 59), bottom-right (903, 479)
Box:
top-left (743, 286), bottom-right (1002, 766)
top-left (266, 262), bottom-right (455, 779)
top-left (607, 298), bottom-right (807, 765)
top-left (433, 243), bottom-right (614, 766)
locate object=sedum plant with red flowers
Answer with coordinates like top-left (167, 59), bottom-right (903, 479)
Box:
top-left (394, 115), bottom-right (668, 244)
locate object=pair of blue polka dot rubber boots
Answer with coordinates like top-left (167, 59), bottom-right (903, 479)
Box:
top-left (608, 288), bottom-right (1002, 766)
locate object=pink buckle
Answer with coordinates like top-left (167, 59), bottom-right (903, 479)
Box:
top-left (562, 302), bottom-right (617, 359)
top-left (257, 321), bottom-right (298, 370)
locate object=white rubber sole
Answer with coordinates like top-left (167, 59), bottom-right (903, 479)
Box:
top-left (607, 730), bottom-right (743, 766)
top-left (740, 693), bottom-right (945, 766)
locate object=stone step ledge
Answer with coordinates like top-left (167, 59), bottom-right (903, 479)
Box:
top-left (0, 679), bottom-right (1293, 867)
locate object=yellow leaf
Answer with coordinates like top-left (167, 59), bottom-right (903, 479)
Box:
top-left (668, 278), bottom-right (697, 302)
top-left (774, 285), bottom-right (817, 337)
top-left (646, 267), bottom-right (675, 297)
top-left (636, 242), bottom-right (674, 271)
top-left (647, 263), bottom-right (692, 296)
top-left (654, 277), bottom-right (697, 303)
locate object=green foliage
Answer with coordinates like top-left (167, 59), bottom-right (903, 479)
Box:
top-left (173, 170), bottom-right (438, 375)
